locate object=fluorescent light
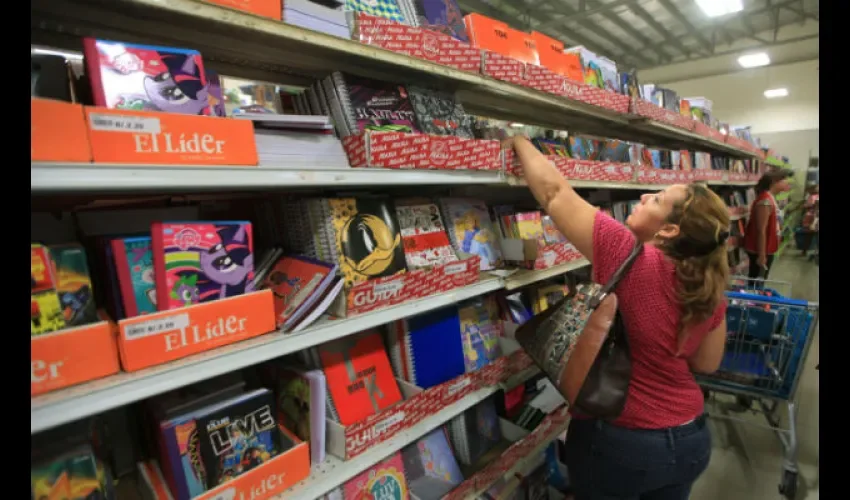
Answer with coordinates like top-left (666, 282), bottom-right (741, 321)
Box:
top-left (509, 122), bottom-right (525, 128)
top-left (738, 52), bottom-right (770, 68)
top-left (695, 0), bottom-right (743, 17)
top-left (31, 47), bottom-right (84, 61)
top-left (764, 88), bottom-right (789, 98)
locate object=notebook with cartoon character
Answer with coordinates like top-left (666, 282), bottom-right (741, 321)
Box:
top-left (457, 296), bottom-right (503, 373)
top-left (111, 236), bottom-right (157, 318)
top-left (151, 221), bottom-right (254, 311)
top-left (440, 198), bottom-right (503, 271)
top-left (83, 38), bottom-right (211, 115)
top-left (343, 451), bottom-right (410, 500)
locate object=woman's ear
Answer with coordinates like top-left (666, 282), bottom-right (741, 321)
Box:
top-left (657, 223), bottom-right (681, 240)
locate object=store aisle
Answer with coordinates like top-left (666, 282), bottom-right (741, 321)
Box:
top-left (691, 256), bottom-right (819, 500)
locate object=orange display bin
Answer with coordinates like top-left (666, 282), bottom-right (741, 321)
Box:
top-left (116, 290), bottom-right (276, 372)
top-left (31, 98), bottom-right (93, 163)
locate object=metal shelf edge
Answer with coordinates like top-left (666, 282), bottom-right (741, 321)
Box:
top-left (30, 278), bottom-right (503, 434)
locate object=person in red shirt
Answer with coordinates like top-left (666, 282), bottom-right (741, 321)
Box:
top-left (506, 136), bottom-right (730, 500)
top-left (742, 170), bottom-right (793, 282)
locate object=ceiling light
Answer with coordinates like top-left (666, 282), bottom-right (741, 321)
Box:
top-left (695, 0), bottom-right (743, 17)
top-left (738, 52), bottom-right (770, 68)
top-left (764, 88), bottom-right (789, 99)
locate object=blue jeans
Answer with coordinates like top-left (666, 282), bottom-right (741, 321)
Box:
top-left (563, 415), bottom-right (712, 500)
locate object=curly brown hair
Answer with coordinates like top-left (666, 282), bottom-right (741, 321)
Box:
top-left (657, 184), bottom-right (731, 351)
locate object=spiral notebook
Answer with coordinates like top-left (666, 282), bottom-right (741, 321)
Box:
top-left (388, 306), bottom-right (466, 389)
top-left (407, 86), bottom-right (474, 138)
top-left (448, 396), bottom-right (502, 466)
top-left (394, 201), bottom-right (459, 270)
top-left (322, 72), bottom-right (418, 136)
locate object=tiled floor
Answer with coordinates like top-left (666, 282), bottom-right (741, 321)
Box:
top-left (691, 255), bottom-right (819, 500)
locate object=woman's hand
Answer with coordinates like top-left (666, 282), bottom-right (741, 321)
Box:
top-left (757, 253), bottom-right (768, 269)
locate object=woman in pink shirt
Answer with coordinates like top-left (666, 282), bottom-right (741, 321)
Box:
top-left (506, 136), bottom-right (729, 500)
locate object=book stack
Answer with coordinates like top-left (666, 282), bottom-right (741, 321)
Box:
top-left (283, 0), bottom-right (350, 39)
top-left (144, 373), bottom-right (297, 499)
top-left (233, 113), bottom-right (350, 170)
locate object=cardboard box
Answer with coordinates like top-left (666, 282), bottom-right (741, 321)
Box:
top-left (31, 319), bottom-right (120, 396)
top-left (530, 31), bottom-right (582, 82)
top-left (137, 425), bottom-right (310, 500)
top-left (31, 98), bottom-right (92, 163)
top-left (116, 290), bottom-right (276, 372)
top-left (84, 107), bottom-right (258, 165)
top-left (327, 375), bottom-right (479, 460)
top-left (202, 0), bottom-right (282, 20)
top-left (464, 14), bottom-right (539, 65)
top-left (342, 131), bottom-right (502, 171)
top-left (332, 257), bottom-right (481, 317)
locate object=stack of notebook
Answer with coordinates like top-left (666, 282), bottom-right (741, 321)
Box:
top-left (283, 0), bottom-right (350, 39)
top-left (401, 427), bottom-right (465, 499)
top-left (301, 329), bottom-right (404, 426)
top-left (448, 395), bottom-right (502, 466)
top-left (387, 306), bottom-right (467, 389)
top-left (234, 113), bottom-right (350, 169)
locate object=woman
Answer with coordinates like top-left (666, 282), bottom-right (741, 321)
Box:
top-left (742, 170), bottom-right (793, 281)
top-left (800, 184), bottom-right (819, 258)
top-left (506, 136), bottom-right (730, 500)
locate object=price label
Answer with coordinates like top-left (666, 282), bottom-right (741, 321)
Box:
top-left (447, 377), bottom-right (472, 396)
top-left (89, 113), bottom-right (161, 134)
top-left (124, 313), bottom-right (189, 340)
top-left (444, 262), bottom-right (468, 275)
top-left (373, 281), bottom-right (404, 295)
top-left (373, 411), bottom-right (405, 434)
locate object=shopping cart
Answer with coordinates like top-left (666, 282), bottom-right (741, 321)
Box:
top-left (697, 277), bottom-right (818, 500)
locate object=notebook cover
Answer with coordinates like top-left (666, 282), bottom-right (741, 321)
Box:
top-left (395, 202), bottom-right (459, 270)
top-left (151, 221), bottom-right (254, 310)
top-left (333, 73), bottom-right (417, 134)
top-left (49, 244), bottom-right (98, 327)
top-left (263, 255), bottom-right (337, 329)
top-left (441, 198), bottom-right (503, 271)
top-left (318, 330), bottom-right (403, 426)
top-left (401, 427), bottom-right (464, 499)
top-left (407, 86), bottom-right (473, 138)
top-left (276, 367), bottom-right (327, 464)
top-left (111, 236), bottom-right (157, 318)
top-left (343, 451), bottom-right (410, 499)
top-left (195, 389), bottom-right (284, 490)
top-left (404, 306), bottom-right (466, 389)
top-left (345, 0), bottom-right (407, 23)
top-left (82, 38), bottom-right (211, 115)
top-left (328, 198), bottom-right (407, 289)
top-left (411, 0), bottom-right (468, 42)
top-left (457, 296), bottom-right (503, 372)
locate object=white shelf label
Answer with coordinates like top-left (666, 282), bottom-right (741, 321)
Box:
top-left (373, 411), bottom-right (405, 434)
top-left (447, 377), bottom-right (472, 396)
top-left (124, 313), bottom-right (190, 340)
top-left (373, 281), bottom-right (404, 295)
top-left (444, 262), bottom-right (468, 275)
top-left (89, 113), bottom-right (161, 134)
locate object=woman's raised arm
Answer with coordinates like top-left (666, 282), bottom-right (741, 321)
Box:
top-left (508, 136), bottom-right (599, 262)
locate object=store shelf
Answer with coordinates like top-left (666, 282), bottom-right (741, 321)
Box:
top-left (30, 163), bottom-right (506, 193)
top-left (504, 258), bottom-right (590, 291)
top-left (31, 0), bottom-right (758, 158)
top-left (508, 176), bottom-right (677, 191)
top-left (30, 277), bottom-right (503, 434)
top-left (464, 412), bottom-right (571, 499)
top-left (282, 385), bottom-right (500, 499)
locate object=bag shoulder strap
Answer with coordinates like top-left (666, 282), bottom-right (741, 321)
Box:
top-left (590, 241), bottom-right (644, 308)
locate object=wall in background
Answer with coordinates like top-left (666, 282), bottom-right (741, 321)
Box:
top-left (756, 129), bottom-right (819, 189)
top-left (642, 59), bottom-right (819, 135)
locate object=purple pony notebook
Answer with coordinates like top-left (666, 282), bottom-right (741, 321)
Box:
top-left (411, 0), bottom-right (469, 42)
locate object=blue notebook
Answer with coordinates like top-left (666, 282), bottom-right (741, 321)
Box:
top-left (389, 306), bottom-right (466, 389)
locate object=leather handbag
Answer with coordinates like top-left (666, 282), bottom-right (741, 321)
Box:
top-left (515, 242), bottom-right (643, 420)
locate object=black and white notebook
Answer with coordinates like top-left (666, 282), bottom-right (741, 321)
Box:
top-left (408, 86), bottom-right (474, 138)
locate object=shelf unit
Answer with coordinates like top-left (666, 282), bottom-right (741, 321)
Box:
top-left (30, 0), bottom-right (770, 497)
top-left (32, 163), bottom-right (756, 194)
